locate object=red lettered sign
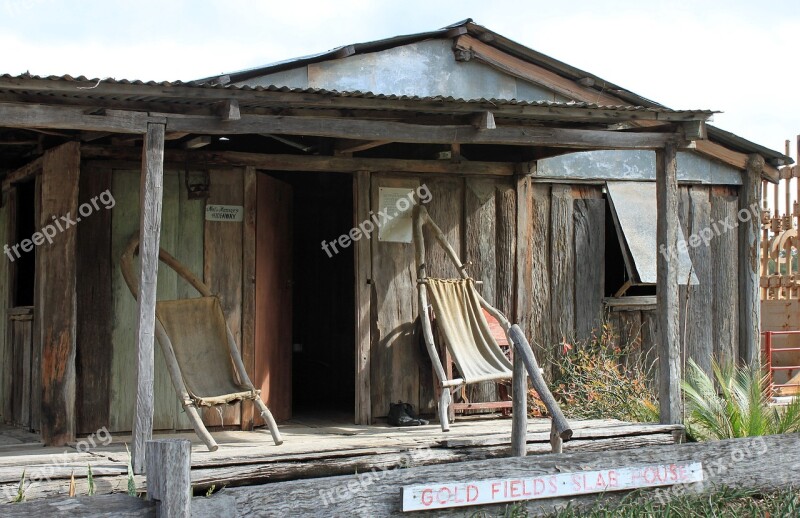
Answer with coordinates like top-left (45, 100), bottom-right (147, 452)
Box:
top-left (401, 462), bottom-right (703, 512)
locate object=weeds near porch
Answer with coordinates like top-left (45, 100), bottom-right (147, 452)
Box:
top-left (549, 323), bottom-right (658, 423)
top-left (87, 464), bottom-right (95, 496)
top-left (470, 501), bottom-right (528, 517)
top-left (125, 444), bottom-right (137, 497)
top-left (12, 470), bottom-right (26, 503)
top-left (682, 358), bottom-right (800, 441)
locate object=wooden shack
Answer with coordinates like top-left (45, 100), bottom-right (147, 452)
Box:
top-left (0, 19), bottom-right (790, 453)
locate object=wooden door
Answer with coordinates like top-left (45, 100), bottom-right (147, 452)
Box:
top-left (255, 174), bottom-right (293, 422)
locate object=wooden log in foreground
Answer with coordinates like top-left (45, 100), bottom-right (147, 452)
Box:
top-left (146, 439), bottom-right (191, 518)
top-left (4, 494), bottom-right (154, 517)
top-left (193, 433), bottom-right (800, 517)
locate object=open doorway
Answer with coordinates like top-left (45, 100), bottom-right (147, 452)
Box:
top-left (256, 171), bottom-right (355, 423)
top-left (289, 172), bottom-right (355, 418)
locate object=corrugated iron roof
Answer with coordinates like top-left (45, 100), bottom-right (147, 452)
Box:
top-left (0, 73), bottom-right (716, 115)
top-left (189, 18), bottom-right (790, 165)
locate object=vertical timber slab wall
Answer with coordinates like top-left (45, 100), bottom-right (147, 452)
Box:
top-left (370, 175), bottom-right (419, 417)
top-left (517, 182), bottom-right (552, 377)
top-left (517, 183), bottom-right (605, 382)
top-left (550, 185), bottom-right (575, 351)
top-left (173, 170), bottom-right (206, 430)
top-left (710, 186), bottom-right (739, 366)
top-left (39, 142), bottom-right (80, 445)
top-left (0, 193), bottom-right (9, 423)
top-left (370, 174), bottom-right (517, 417)
top-left (75, 166), bottom-right (113, 434)
top-left (677, 186), bottom-right (713, 376)
top-left (202, 169), bottom-right (244, 428)
top-left (612, 184), bottom-right (742, 377)
top-left (573, 190), bottom-right (605, 342)
top-left (107, 168), bottom-right (206, 433)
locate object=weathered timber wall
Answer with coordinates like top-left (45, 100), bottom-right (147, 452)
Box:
top-left (12, 151), bottom-right (747, 432)
top-left (100, 167), bottom-right (233, 432)
top-left (0, 194), bottom-right (9, 423)
top-left (611, 185), bottom-right (742, 378)
top-left (370, 174), bottom-right (516, 417)
top-left (516, 184), bottom-right (605, 380)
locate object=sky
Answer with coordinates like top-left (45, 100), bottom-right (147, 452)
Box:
top-left (1, 0), bottom-right (799, 156)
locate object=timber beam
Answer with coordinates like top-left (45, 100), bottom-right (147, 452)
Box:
top-left (0, 102), bottom-right (152, 133)
top-left (334, 139), bottom-right (391, 155)
top-left (0, 102), bottom-right (691, 150)
top-left (81, 145), bottom-right (518, 175)
top-left (2, 155), bottom-right (43, 191)
top-left (163, 114), bottom-right (690, 150)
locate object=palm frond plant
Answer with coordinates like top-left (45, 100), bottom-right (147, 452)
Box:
top-left (682, 358), bottom-right (800, 440)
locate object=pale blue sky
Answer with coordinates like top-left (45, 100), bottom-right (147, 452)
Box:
top-left (2, 0), bottom-right (798, 154)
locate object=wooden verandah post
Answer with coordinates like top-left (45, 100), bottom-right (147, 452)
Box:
top-left (39, 142), bottom-right (81, 445)
top-left (740, 154), bottom-right (764, 367)
top-left (132, 122), bottom-right (166, 474)
top-left (656, 142), bottom-right (682, 425)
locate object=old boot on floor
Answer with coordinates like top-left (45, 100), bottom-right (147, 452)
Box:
top-left (387, 401), bottom-right (429, 426)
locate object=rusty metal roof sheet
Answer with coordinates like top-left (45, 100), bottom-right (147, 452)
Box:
top-left (189, 18), bottom-right (790, 165)
top-left (0, 73), bottom-right (717, 116)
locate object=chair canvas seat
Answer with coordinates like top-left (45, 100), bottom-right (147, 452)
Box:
top-left (425, 278), bottom-right (512, 384)
top-left (156, 296), bottom-right (256, 406)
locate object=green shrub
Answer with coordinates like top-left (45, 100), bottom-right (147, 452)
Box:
top-left (549, 323), bottom-right (658, 423)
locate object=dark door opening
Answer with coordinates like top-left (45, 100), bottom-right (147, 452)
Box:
top-left (13, 180), bottom-right (37, 306)
top-left (268, 171), bottom-right (356, 419)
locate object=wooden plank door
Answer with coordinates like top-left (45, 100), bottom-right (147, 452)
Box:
top-left (255, 174), bottom-right (293, 422)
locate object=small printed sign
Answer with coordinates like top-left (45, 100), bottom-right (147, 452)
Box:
top-left (205, 204), bottom-right (244, 222)
top-left (401, 462), bottom-right (703, 512)
top-left (377, 186), bottom-right (417, 243)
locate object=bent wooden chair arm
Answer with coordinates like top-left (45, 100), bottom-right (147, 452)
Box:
top-left (120, 234), bottom-right (213, 301)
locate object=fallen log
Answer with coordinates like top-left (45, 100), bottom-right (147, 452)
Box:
top-left (193, 433), bottom-right (800, 517)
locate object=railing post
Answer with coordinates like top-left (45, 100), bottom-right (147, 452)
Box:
top-left (508, 325), bottom-right (572, 449)
top-left (146, 439), bottom-right (191, 517)
top-left (764, 332), bottom-right (773, 398)
top-left (510, 353), bottom-right (527, 457)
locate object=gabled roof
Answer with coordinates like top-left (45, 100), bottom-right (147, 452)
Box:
top-left (197, 18), bottom-right (790, 168)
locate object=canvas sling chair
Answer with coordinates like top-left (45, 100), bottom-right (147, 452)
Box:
top-left (120, 235), bottom-right (283, 452)
top-left (413, 205), bottom-right (572, 448)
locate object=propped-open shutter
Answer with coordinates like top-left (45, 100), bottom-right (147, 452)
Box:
top-left (606, 181), bottom-right (698, 287)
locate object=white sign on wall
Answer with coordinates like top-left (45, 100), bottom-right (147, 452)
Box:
top-left (377, 186), bottom-right (417, 243)
top-left (401, 462), bottom-right (703, 512)
top-left (205, 204), bottom-right (244, 222)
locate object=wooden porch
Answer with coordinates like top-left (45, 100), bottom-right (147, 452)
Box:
top-left (0, 417), bottom-right (683, 503)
